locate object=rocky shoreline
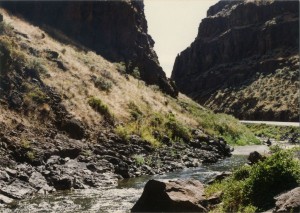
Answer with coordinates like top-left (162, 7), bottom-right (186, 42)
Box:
top-left (0, 125), bottom-right (232, 206)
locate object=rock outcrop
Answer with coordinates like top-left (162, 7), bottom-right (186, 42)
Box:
top-left (1, 1), bottom-right (178, 97)
top-left (131, 179), bottom-right (208, 212)
top-left (274, 187), bottom-right (300, 212)
top-left (247, 151), bottom-right (265, 165)
top-left (171, 0), bottom-right (299, 121)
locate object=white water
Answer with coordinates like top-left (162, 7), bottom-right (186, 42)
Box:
top-left (2, 156), bottom-right (248, 213)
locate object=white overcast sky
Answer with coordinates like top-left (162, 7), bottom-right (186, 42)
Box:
top-left (144, 0), bottom-right (219, 77)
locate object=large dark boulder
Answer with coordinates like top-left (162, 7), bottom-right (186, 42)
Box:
top-left (274, 187), bottom-right (300, 212)
top-left (60, 118), bottom-right (85, 140)
top-left (0, 179), bottom-right (36, 199)
top-left (131, 179), bottom-right (207, 212)
top-left (248, 151), bottom-right (265, 165)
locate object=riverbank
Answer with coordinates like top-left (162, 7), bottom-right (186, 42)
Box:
top-left (2, 140), bottom-right (299, 212)
top-left (1, 155), bottom-right (248, 212)
top-left (0, 125), bottom-right (233, 208)
top-left (205, 147), bottom-right (300, 212)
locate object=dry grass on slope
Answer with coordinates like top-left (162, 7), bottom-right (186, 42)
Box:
top-left (206, 55), bottom-right (299, 121)
top-left (0, 9), bottom-right (259, 146)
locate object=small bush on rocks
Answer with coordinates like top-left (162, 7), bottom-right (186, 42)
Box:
top-left (88, 97), bottom-right (114, 123)
top-left (115, 110), bottom-right (191, 147)
top-left (0, 21), bottom-right (13, 35)
top-left (132, 154), bottom-right (145, 166)
top-left (128, 102), bottom-right (143, 121)
top-left (27, 87), bottom-right (48, 104)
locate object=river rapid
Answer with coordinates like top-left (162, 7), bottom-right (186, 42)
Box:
top-left (1, 145), bottom-right (275, 212)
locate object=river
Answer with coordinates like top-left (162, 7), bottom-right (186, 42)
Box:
top-left (5, 143), bottom-right (295, 212)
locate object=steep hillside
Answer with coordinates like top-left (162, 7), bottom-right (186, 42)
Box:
top-left (0, 9), bottom-right (259, 204)
top-left (171, 0), bottom-right (299, 121)
top-left (1, 0), bottom-right (178, 97)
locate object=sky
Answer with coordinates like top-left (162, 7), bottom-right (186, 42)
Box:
top-left (144, 0), bottom-right (219, 77)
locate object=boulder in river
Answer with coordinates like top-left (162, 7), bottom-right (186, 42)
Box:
top-left (247, 151), bottom-right (265, 165)
top-left (131, 179), bottom-right (208, 212)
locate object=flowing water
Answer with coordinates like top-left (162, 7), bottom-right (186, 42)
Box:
top-left (2, 148), bottom-right (258, 213)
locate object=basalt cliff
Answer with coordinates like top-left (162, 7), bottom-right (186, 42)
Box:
top-left (2, 0), bottom-right (178, 97)
top-left (171, 0), bottom-right (299, 121)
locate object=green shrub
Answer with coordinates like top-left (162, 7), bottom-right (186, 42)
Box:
top-left (27, 59), bottom-right (49, 76)
top-left (128, 102), bottom-right (143, 120)
top-left (0, 36), bottom-right (27, 72)
top-left (27, 87), bottom-right (48, 104)
top-left (100, 70), bottom-right (116, 84)
top-left (245, 149), bottom-right (300, 210)
top-left (132, 154), bottom-right (145, 166)
top-left (206, 148), bottom-right (300, 212)
top-left (131, 67), bottom-right (140, 79)
top-left (115, 110), bottom-right (191, 147)
top-left (26, 151), bottom-right (36, 161)
top-left (178, 99), bottom-right (259, 145)
top-left (115, 62), bottom-right (126, 74)
top-left (165, 115), bottom-right (191, 141)
top-left (94, 76), bottom-right (113, 92)
top-left (88, 97), bottom-right (114, 123)
top-left (115, 125), bottom-right (131, 141)
top-left (0, 22), bottom-right (13, 35)
top-left (149, 85), bottom-right (160, 92)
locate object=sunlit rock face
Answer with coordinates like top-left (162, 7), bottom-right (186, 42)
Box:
top-left (171, 0), bottom-right (299, 121)
top-left (1, 1), bottom-right (177, 97)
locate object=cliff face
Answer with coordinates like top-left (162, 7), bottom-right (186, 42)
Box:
top-left (1, 1), bottom-right (177, 97)
top-left (171, 0), bottom-right (299, 121)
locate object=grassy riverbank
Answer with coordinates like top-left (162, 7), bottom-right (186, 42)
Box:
top-left (206, 147), bottom-right (300, 212)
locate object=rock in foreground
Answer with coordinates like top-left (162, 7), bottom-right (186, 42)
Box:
top-left (131, 179), bottom-right (207, 212)
top-left (274, 187), bottom-right (300, 212)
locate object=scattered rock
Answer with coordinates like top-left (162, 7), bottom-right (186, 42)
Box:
top-left (55, 60), bottom-right (68, 71)
top-left (24, 67), bottom-right (41, 81)
top-left (0, 171), bottom-right (10, 182)
top-left (132, 179), bottom-right (208, 212)
top-left (60, 118), bottom-right (85, 140)
top-left (51, 175), bottom-right (73, 190)
top-left (0, 14), bottom-right (3, 22)
top-left (274, 187), bottom-right (300, 212)
top-left (5, 168), bottom-right (17, 177)
top-left (45, 49), bottom-right (59, 60)
top-left (8, 91), bottom-right (23, 108)
top-left (248, 151), bottom-right (265, 165)
top-left (115, 161), bottom-right (130, 178)
top-left (0, 194), bottom-right (13, 204)
top-left (29, 172), bottom-right (53, 192)
top-left (0, 179), bottom-right (36, 199)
